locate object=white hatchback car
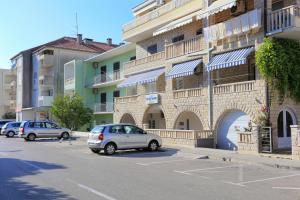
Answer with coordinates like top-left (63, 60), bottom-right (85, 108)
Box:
top-left (87, 124), bottom-right (162, 155)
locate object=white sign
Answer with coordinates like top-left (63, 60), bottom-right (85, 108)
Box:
top-left (145, 94), bottom-right (158, 104)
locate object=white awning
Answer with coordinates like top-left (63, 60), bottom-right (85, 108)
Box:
top-left (197, 0), bottom-right (237, 20)
top-left (153, 11), bottom-right (202, 36)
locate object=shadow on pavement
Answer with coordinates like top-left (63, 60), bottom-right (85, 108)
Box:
top-left (25, 137), bottom-right (81, 143)
top-left (103, 147), bottom-right (179, 158)
top-left (0, 158), bottom-right (76, 200)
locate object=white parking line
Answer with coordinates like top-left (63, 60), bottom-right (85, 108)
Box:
top-left (136, 158), bottom-right (194, 166)
top-left (272, 187), bottom-right (300, 190)
top-left (174, 165), bottom-right (239, 174)
top-left (67, 179), bottom-right (117, 200)
top-left (237, 174), bottom-right (300, 185)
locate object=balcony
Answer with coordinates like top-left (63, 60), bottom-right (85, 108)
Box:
top-left (115, 95), bottom-right (139, 104)
top-left (38, 96), bottom-right (54, 107)
top-left (123, 0), bottom-right (203, 42)
top-left (165, 36), bottom-right (206, 59)
top-left (94, 103), bottom-right (114, 114)
top-left (267, 5), bottom-right (300, 40)
top-left (39, 75), bottom-right (54, 87)
top-left (124, 52), bottom-right (165, 75)
top-left (173, 88), bottom-right (203, 99)
top-left (38, 54), bottom-right (54, 67)
top-left (92, 70), bottom-right (123, 88)
top-left (213, 81), bottom-right (256, 95)
top-left (64, 78), bottom-right (75, 90)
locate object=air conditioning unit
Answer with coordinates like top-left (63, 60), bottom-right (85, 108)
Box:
top-left (92, 62), bottom-right (99, 69)
top-left (230, 0), bottom-right (246, 16)
top-left (92, 88), bottom-right (99, 94)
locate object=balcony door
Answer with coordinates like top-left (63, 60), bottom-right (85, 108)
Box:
top-left (100, 93), bottom-right (107, 112)
top-left (113, 62), bottom-right (120, 80)
top-left (277, 109), bottom-right (296, 149)
top-left (100, 66), bottom-right (106, 83)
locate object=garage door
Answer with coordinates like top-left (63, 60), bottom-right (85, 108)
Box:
top-left (217, 111), bottom-right (250, 150)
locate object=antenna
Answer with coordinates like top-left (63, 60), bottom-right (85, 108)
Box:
top-left (75, 12), bottom-right (79, 35)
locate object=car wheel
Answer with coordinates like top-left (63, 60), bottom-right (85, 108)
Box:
top-left (104, 143), bottom-right (116, 155)
top-left (7, 131), bottom-right (14, 138)
top-left (148, 140), bottom-right (159, 151)
top-left (27, 133), bottom-right (36, 141)
top-left (61, 132), bottom-right (70, 140)
top-left (91, 149), bottom-right (100, 153)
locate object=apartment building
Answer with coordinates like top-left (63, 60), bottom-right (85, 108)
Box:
top-left (11, 35), bottom-right (117, 121)
top-left (114, 0), bottom-right (300, 158)
top-left (64, 43), bottom-right (136, 126)
top-left (0, 68), bottom-right (16, 118)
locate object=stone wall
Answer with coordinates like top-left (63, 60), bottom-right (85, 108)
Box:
top-left (291, 125), bottom-right (300, 160)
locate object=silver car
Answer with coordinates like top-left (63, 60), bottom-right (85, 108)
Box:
top-left (18, 121), bottom-right (71, 141)
top-left (87, 124), bottom-right (162, 155)
top-left (0, 120), bottom-right (13, 134)
top-left (1, 122), bottom-right (21, 137)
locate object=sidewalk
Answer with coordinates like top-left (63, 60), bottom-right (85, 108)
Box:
top-left (165, 144), bottom-right (300, 171)
top-left (73, 131), bottom-right (300, 170)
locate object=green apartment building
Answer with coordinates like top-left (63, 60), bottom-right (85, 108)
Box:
top-left (64, 43), bottom-right (136, 126)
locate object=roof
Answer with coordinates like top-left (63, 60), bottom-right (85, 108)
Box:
top-left (85, 43), bottom-right (135, 62)
top-left (11, 36), bottom-right (119, 60)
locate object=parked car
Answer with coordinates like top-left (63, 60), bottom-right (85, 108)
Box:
top-left (1, 122), bottom-right (21, 137)
top-left (18, 121), bottom-right (71, 141)
top-left (87, 124), bottom-right (162, 155)
top-left (0, 120), bottom-right (14, 134)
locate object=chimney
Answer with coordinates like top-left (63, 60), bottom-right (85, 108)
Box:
top-left (107, 38), bottom-right (112, 45)
top-left (77, 34), bottom-right (83, 44)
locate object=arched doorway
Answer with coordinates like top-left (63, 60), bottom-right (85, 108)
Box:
top-left (174, 111), bottom-right (203, 130)
top-left (277, 109), bottom-right (296, 149)
top-left (142, 105), bottom-right (166, 129)
top-left (120, 113), bottom-right (136, 125)
top-left (217, 110), bottom-right (250, 150)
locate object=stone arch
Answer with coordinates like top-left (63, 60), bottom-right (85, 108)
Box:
top-left (142, 104), bottom-right (166, 129)
top-left (173, 111), bottom-right (203, 130)
top-left (120, 113), bottom-right (136, 125)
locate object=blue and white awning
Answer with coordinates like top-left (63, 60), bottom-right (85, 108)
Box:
top-left (118, 67), bottom-right (165, 88)
top-left (207, 47), bottom-right (254, 71)
top-left (166, 59), bottom-right (202, 79)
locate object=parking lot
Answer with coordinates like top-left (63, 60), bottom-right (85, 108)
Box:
top-left (1, 136), bottom-right (300, 200)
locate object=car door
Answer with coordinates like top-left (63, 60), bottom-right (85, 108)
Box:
top-left (14, 123), bottom-right (21, 134)
top-left (44, 122), bottom-right (60, 137)
top-left (33, 122), bottom-right (48, 138)
top-left (108, 125), bottom-right (128, 149)
top-left (123, 125), bottom-right (148, 148)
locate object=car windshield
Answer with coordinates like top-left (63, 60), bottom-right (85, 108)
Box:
top-left (2, 123), bottom-right (9, 128)
top-left (91, 126), bottom-right (105, 133)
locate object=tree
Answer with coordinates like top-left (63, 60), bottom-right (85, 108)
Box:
top-left (2, 112), bottom-right (16, 119)
top-left (256, 38), bottom-right (300, 103)
top-left (50, 94), bottom-right (93, 131)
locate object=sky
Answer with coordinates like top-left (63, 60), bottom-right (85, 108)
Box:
top-left (0, 0), bottom-right (141, 68)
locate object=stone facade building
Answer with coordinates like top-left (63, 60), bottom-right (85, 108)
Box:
top-left (114, 0), bottom-right (300, 158)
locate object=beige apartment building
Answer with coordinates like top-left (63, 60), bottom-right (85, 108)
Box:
top-left (0, 68), bottom-right (16, 118)
top-left (114, 0), bottom-right (300, 159)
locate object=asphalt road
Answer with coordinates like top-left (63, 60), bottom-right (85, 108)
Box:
top-left (0, 136), bottom-right (300, 200)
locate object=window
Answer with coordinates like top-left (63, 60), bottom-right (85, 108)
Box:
top-left (172, 35), bottom-right (184, 43)
top-left (32, 122), bottom-right (44, 128)
top-left (91, 126), bottom-right (105, 134)
top-left (176, 78), bottom-right (184, 90)
top-left (144, 82), bottom-right (156, 94)
top-left (147, 44), bottom-right (157, 54)
top-left (113, 62), bottom-right (120, 80)
top-left (130, 56), bottom-right (136, 61)
top-left (100, 66), bottom-right (106, 82)
top-left (123, 125), bottom-right (144, 134)
top-left (109, 125), bottom-right (125, 134)
top-left (196, 28), bottom-right (203, 35)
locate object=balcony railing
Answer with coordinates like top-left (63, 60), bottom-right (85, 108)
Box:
top-left (38, 96), bottom-right (54, 107)
top-left (173, 88), bottom-right (202, 99)
top-left (267, 5), bottom-right (300, 34)
top-left (213, 81), bottom-right (255, 95)
top-left (94, 103), bottom-right (114, 113)
top-left (94, 70), bottom-right (122, 85)
top-left (145, 129), bottom-right (214, 140)
top-left (115, 95), bottom-right (139, 104)
top-left (39, 75), bottom-right (54, 86)
top-left (38, 54), bottom-right (54, 67)
top-left (124, 52), bottom-right (165, 75)
top-left (123, 0), bottom-right (194, 32)
top-left (165, 36), bottom-right (205, 59)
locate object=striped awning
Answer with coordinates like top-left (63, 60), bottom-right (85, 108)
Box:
top-left (207, 47), bottom-right (254, 71)
top-left (118, 67), bottom-right (165, 88)
top-left (197, 0), bottom-right (237, 20)
top-left (153, 10), bottom-right (202, 36)
top-left (166, 60), bottom-right (202, 79)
